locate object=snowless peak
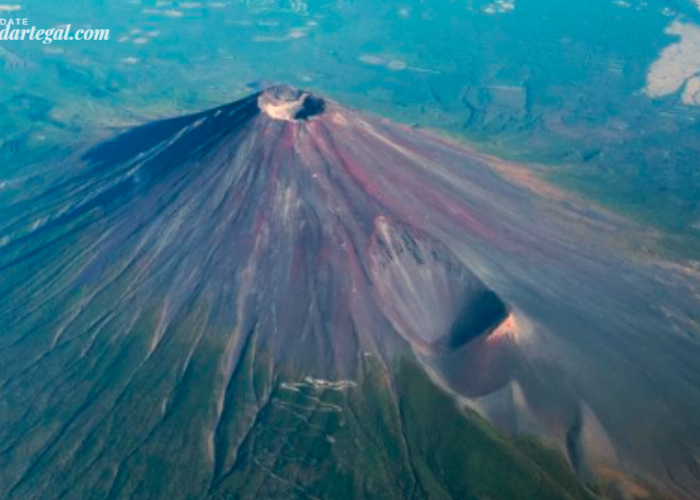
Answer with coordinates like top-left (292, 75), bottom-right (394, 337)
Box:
top-left (258, 85), bottom-right (325, 121)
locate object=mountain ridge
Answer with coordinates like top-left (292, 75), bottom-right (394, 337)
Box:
top-left (1, 85), bottom-right (699, 500)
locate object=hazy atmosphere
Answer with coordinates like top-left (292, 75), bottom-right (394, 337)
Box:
top-left (2, 1), bottom-right (700, 500)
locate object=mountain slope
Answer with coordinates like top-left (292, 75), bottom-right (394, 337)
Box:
top-left (0, 86), bottom-right (699, 499)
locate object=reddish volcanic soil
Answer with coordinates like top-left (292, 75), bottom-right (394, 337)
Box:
top-left (1, 86), bottom-right (700, 499)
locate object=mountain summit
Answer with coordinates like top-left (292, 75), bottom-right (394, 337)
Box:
top-left (1, 86), bottom-right (699, 500)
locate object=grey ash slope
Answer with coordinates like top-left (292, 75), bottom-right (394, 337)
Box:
top-left (0, 86), bottom-right (699, 499)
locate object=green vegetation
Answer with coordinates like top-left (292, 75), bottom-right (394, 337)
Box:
top-left (208, 352), bottom-right (599, 500)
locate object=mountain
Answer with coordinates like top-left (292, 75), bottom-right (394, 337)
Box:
top-left (0, 86), bottom-right (699, 500)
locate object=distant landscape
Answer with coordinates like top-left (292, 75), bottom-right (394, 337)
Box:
top-left (2, 1), bottom-right (700, 500)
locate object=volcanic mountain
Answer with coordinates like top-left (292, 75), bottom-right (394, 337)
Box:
top-left (1, 86), bottom-right (700, 500)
